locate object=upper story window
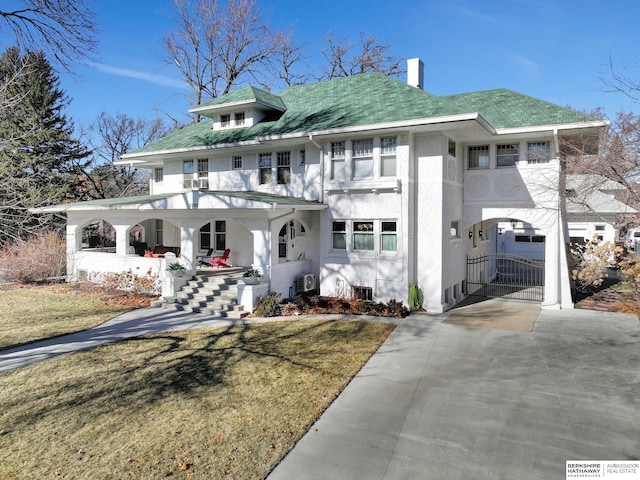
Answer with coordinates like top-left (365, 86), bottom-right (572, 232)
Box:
top-left (232, 155), bottom-right (243, 169)
top-left (497, 144), bottom-right (519, 167)
top-left (299, 149), bottom-right (306, 166)
top-left (352, 138), bottom-right (374, 179)
top-left (448, 138), bottom-right (456, 157)
top-left (527, 141), bottom-right (551, 163)
top-left (197, 158), bottom-right (209, 177)
top-left (468, 145), bottom-right (489, 169)
top-left (380, 136), bottom-right (397, 177)
top-left (183, 159), bottom-right (194, 175)
top-left (154, 167), bottom-right (163, 183)
top-left (220, 114), bottom-right (231, 127)
top-left (234, 112), bottom-right (245, 126)
top-left (259, 153), bottom-right (272, 184)
top-left (331, 141), bottom-right (346, 180)
top-left (277, 151), bottom-right (291, 184)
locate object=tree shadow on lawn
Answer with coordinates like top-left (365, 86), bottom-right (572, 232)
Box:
top-left (0, 318), bottom-right (384, 436)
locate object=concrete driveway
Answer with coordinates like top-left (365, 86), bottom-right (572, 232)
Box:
top-left (268, 300), bottom-right (640, 480)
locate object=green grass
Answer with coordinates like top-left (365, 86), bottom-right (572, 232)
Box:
top-left (0, 319), bottom-right (395, 479)
top-left (0, 287), bottom-right (131, 350)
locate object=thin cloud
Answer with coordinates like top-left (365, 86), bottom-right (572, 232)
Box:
top-left (509, 53), bottom-right (541, 77)
top-left (90, 62), bottom-right (190, 90)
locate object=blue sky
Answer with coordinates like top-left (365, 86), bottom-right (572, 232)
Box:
top-left (50, 0), bottom-right (640, 130)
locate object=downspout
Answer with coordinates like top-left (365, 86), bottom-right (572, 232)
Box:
top-left (308, 134), bottom-right (324, 203)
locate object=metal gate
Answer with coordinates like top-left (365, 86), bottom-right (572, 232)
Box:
top-left (466, 254), bottom-right (545, 302)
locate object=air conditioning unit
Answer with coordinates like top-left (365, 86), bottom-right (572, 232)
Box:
top-left (296, 273), bottom-right (317, 293)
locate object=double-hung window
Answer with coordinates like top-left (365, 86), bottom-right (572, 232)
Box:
top-left (234, 112), bottom-right (245, 126)
top-left (154, 167), bottom-right (163, 183)
top-left (199, 223), bottom-right (211, 249)
top-left (497, 144), bottom-right (519, 167)
top-left (380, 136), bottom-right (397, 177)
top-left (353, 221), bottom-right (374, 251)
top-left (332, 221), bottom-right (346, 250)
top-left (527, 141), bottom-right (551, 164)
top-left (232, 155), bottom-right (243, 170)
top-left (220, 114), bottom-right (230, 127)
top-left (182, 159), bottom-right (194, 188)
top-left (331, 141), bottom-right (345, 180)
top-left (352, 138), bottom-right (373, 179)
top-left (468, 145), bottom-right (489, 169)
top-left (259, 153), bottom-right (272, 185)
top-left (277, 151), bottom-right (291, 184)
top-left (381, 222), bottom-right (397, 251)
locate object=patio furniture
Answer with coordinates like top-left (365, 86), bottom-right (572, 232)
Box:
top-left (200, 248), bottom-right (231, 268)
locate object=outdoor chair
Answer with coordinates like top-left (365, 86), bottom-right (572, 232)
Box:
top-left (200, 248), bottom-right (231, 268)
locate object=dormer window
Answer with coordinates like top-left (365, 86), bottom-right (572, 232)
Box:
top-left (220, 114), bottom-right (231, 127)
top-left (235, 112), bottom-right (245, 126)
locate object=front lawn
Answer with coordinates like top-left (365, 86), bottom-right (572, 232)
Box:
top-left (0, 285), bottom-right (136, 350)
top-left (0, 319), bottom-right (395, 479)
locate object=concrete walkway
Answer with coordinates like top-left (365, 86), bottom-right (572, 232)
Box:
top-left (1, 300), bottom-right (638, 479)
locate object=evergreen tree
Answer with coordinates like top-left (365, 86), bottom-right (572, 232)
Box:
top-left (0, 46), bottom-right (90, 246)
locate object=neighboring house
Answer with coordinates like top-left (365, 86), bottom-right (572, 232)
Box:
top-left (36, 59), bottom-right (607, 312)
top-left (565, 174), bottom-right (636, 244)
top-left (497, 174), bottom-right (636, 258)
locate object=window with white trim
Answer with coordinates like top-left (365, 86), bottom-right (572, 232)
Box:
top-left (277, 151), bottom-right (291, 184)
top-left (259, 153), bottom-right (272, 185)
top-left (232, 155), bottom-right (243, 169)
top-left (182, 160), bottom-right (194, 188)
top-left (450, 220), bottom-right (460, 238)
top-left (220, 114), bottom-right (230, 127)
top-left (332, 221), bottom-right (346, 250)
top-left (299, 149), bottom-right (306, 166)
top-left (155, 219), bottom-right (163, 245)
top-left (468, 145), bottom-right (489, 169)
top-left (331, 141), bottom-right (345, 180)
top-left (448, 138), bottom-right (456, 157)
top-left (197, 158), bottom-right (208, 177)
top-left (497, 144), bottom-right (519, 167)
top-left (352, 286), bottom-right (373, 301)
top-left (381, 221), bottom-right (397, 251)
top-left (353, 221), bottom-right (374, 250)
top-left (215, 220), bottom-right (226, 250)
top-left (154, 167), bottom-right (163, 183)
top-left (352, 138), bottom-right (374, 179)
top-left (527, 141), bottom-right (551, 164)
top-left (380, 136), bottom-right (397, 177)
top-left (199, 222), bottom-right (211, 249)
top-left (234, 112), bottom-right (245, 126)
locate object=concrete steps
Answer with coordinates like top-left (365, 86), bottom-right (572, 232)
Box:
top-left (155, 272), bottom-right (245, 318)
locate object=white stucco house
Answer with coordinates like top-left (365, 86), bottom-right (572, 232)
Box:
top-left (36, 59), bottom-right (607, 312)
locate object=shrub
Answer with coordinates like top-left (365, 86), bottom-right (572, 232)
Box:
top-left (409, 283), bottom-right (422, 311)
top-left (0, 232), bottom-right (66, 283)
top-left (253, 292), bottom-right (282, 317)
top-left (385, 299), bottom-right (409, 318)
top-left (89, 268), bottom-right (160, 295)
top-left (570, 235), bottom-right (623, 292)
top-left (619, 255), bottom-right (640, 302)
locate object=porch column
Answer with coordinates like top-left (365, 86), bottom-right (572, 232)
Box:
top-left (180, 225), bottom-right (197, 273)
top-left (113, 224), bottom-right (130, 256)
top-left (243, 218), bottom-right (271, 279)
top-left (542, 217), bottom-right (562, 310)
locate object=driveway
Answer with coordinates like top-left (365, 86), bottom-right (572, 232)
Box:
top-left (268, 300), bottom-right (640, 480)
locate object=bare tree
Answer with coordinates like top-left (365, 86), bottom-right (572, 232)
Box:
top-left (269, 30), bottom-right (310, 88)
top-left (318, 31), bottom-right (405, 80)
top-left (0, 0), bottom-right (97, 72)
top-left (79, 113), bottom-right (171, 200)
top-left (163, 0), bottom-right (289, 121)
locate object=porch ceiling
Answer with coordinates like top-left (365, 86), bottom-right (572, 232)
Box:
top-left (30, 191), bottom-right (327, 214)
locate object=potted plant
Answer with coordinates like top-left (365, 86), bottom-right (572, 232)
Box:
top-left (166, 262), bottom-right (187, 277)
top-left (242, 267), bottom-right (263, 285)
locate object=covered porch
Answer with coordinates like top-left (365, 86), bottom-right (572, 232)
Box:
top-left (35, 191), bottom-right (326, 302)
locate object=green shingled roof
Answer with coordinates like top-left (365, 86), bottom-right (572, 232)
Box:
top-left (194, 85), bottom-right (286, 112)
top-left (130, 73), bottom-right (599, 156)
top-left (441, 89), bottom-right (596, 129)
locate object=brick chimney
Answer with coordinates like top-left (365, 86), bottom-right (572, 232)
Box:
top-left (407, 58), bottom-right (424, 90)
